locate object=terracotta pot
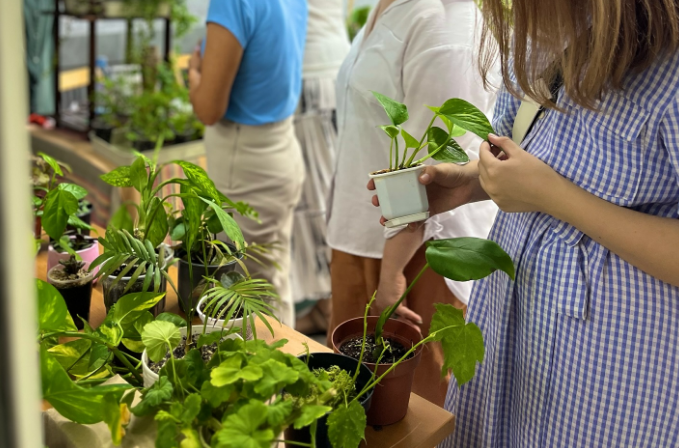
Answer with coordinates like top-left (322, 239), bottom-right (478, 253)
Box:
top-left (331, 316), bottom-right (423, 426)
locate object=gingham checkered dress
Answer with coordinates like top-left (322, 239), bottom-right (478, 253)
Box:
top-left (441, 52), bottom-right (679, 448)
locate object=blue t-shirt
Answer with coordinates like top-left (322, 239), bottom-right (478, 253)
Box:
top-left (206, 0), bottom-right (307, 125)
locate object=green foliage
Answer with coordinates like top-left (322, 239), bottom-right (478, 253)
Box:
top-left (141, 321), bottom-right (182, 363)
top-left (36, 279), bottom-right (77, 334)
top-left (425, 238), bottom-right (516, 281)
top-left (201, 272), bottom-right (279, 340)
top-left (347, 6), bottom-right (371, 42)
top-left (327, 400), bottom-right (367, 448)
top-left (371, 91), bottom-right (495, 170)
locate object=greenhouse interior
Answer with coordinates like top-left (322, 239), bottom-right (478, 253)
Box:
top-left (0, 0), bottom-right (678, 447)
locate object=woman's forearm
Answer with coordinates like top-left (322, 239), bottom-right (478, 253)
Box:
top-left (545, 175), bottom-right (679, 287)
top-left (381, 226), bottom-right (425, 278)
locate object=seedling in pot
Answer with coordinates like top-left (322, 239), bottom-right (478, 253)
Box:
top-left (369, 92), bottom-right (495, 226)
top-left (327, 237), bottom-right (516, 432)
top-left (198, 271), bottom-right (280, 340)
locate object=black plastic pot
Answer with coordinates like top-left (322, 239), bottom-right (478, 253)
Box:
top-left (176, 244), bottom-right (242, 312)
top-left (285, 352), bottom-right (375, 448)
top-left (102, 270), bottom-right (167, 316)
top-left (132, 139), bottom-right (157, 152)
top-left (48, 267), bottom-right (94, 330)
top-left (173, 130), bottom-right (195, 144)
top-left (92, 122), bottom-right (114, 143)
top-left (66, 200), bottom-right (93, 236)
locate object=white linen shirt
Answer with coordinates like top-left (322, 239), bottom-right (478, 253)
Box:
top-left (303, 0), bottom-right (350, 79)
top-left (326, 0), bottom-right (499, 303)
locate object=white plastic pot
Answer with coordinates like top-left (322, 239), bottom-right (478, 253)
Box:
top-left (141, 325), bottom-right (242, 388)
top-left (369, 165), bottom-right (430, 228)
top-left (196, 296), bottom-right (253, 341)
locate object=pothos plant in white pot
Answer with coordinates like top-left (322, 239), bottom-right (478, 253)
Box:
top-left (369, 91), bottom-right (494, 227)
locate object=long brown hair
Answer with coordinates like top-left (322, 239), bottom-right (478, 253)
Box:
top-left (480, 0), bottom-right (679, 109)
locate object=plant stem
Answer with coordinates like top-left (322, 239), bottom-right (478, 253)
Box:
top-left (414, 141), bottom-right (447, 166)
top-left (418, 115), bottom-right (436, 147)
top-left (353, 292), bottom-right (376, 384)
top-left (394, 138), bottom-right (400, 170)
top-left (375, 263), bottom-right (429, 344)
top-left (389, 139), bottom-right (394, 171)
top-left (401, 144), bottom-right (409, 167)
top-left (111, 347), bottom-right (144, 384)
top-left (405, 143), bottom-right (429, 167)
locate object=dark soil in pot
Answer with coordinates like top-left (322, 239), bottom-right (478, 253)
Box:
top-left (49, 269), bottom-right (93, 330)
top-left (284, 352), bottom-right (375, 448)
top-left (332, 317), bottom-right (423, 426)
top-left (177, 244), bottom-right (242, 312)
top-left (147, 333), bottom-right (221, 373)
top-left (339, 334), bottom-right (413, 364)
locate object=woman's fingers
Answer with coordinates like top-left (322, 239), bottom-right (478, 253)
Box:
top-left (418, 165), bottom-right (438, 185)
top-left (367, 178), bottom-right (376, 191)
top-left (372, 195), bottom-right (380, 207)
top-left (396, 305), bottom-right (423, 325)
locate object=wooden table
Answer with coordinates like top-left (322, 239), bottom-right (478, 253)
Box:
top-left (37, 235), bottom-right (455, 448)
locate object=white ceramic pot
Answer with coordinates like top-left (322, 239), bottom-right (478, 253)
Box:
top-left (196, 296), bottom-right (253, 341)
top-left (368, 165), bottom-right (430, 228)
top-left (47, 238), bottom-right (100, 277)
top-left (141, 325), bottom-right (242, 388)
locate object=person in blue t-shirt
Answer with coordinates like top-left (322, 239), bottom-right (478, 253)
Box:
top-left (188, 0), bottom-right (308, 327)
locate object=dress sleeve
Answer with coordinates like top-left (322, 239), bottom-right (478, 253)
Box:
top-left (206, 0), bottom-right (255, 48)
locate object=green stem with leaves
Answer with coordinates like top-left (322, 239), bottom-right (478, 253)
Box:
top-left (353, 293), bottom-right (376, 384)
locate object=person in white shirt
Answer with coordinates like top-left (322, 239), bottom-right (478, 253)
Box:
top-left (326, 0), bottom-right (499, 406)
top-left (292, 0), bottom-right (350, 334)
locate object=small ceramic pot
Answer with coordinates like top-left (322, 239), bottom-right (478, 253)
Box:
top-left (47, 265), bottom-right (94, 330)
top-left (284, 352), bottom-right (375, 448)
top-left (331, 316), bottom-right (423, 426)
top-left (196, 296), bottom-right (252, 340)
top-left (368, 164), bottom-right (429, 228)
top-left (141, 325), bottom-right (242, 388)
top-left (47, 238), bottom-right (100, 276)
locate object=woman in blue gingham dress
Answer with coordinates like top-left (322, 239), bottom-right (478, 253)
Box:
top-left (367, 1), bottom-right (679, 447)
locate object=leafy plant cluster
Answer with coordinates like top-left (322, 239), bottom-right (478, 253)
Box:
top-left (372, 91), bottom-right (495, 171)
top-left (32, 152), bottom-right (93, 256)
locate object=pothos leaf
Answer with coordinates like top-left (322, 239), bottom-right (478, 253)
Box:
top-left (379, 125), bottom-right (400, 139)
top-left (327, 400), bottom-right (367, 448)
top-left (41, 347), bottom-right (131, 425)
top-left (36, 279), bottom-right (77, 333)
top-left (129, 156), bottom-right (148, 193)
top-left (425, 237), bottom-right (515, 281)
top-left (401, 128), bottom-right (420, 148)
top-left (102, 393), bottom-right (130, 446)
top-left (113, 292), bottom-right (166, 323)
top-left (429, 138), bottom-right (470, 164)
top-left (429, 303), bottom-right (485, 385)
top-left (439, 98), bottom-right (495, 140)
top-left (371, 91), bottom-right (408, 126)
top-left (146, 197), bottom-right (169, 248)
top-left (141, 321), bottom-right (181, 363)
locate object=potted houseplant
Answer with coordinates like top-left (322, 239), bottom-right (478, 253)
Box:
top-left (125, 90), bottom-right (174, 151)
top-left (369, 92), bottom-right (494, 227)
top-left (197, 271), bottom-right (279, 340)
top-left (132, 325), bottom-right (372, 448)
top-left (37, 279), bottom-right (169, 444)
top-left (94, 151), bottom-right (248, 319)
top-left (331, 237), bottom-right (515, 426)
top-left (47, 256), bottom-right (95, 329)
top-left (285, 352), bottom-right (375, 448)
top-left (168, 196), bottom-right (260, 312)
top-left (47, 233), bottom-right (100, 276)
